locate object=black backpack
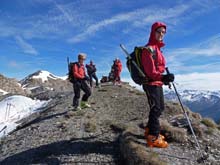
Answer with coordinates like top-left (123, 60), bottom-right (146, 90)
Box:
top-left (126, 46), bottom-right (156, 85)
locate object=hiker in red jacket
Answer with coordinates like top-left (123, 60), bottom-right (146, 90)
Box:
top-left (113, 58), bottom-right (122, 85)
top-left (72, 53), bottom-right (91, 111)
top-left (142, 22), bottom-right (174, 148)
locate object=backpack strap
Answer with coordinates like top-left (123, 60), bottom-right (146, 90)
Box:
top-left (143, 46), bottom-right (159, 70)
top-left (143, 46), bottom-right (157, 60)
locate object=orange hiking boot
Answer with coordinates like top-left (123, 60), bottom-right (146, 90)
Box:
top-left (147, 135), bottom-right (168, 148)
top-left (145, 127), bottom-right (165, 140)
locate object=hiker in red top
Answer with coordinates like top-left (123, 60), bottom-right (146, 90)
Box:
top-left (72, 53), bottom-right (91, 111)
top-left (113, 58), bottom-right (122, 85)
top-left (142, 22), bottom-right (174, 148)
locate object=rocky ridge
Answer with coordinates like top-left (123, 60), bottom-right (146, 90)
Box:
top-left (0, 82), bottom-right (220, 164)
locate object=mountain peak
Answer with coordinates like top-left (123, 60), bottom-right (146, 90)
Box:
top-left (31, 70), bottom-right (59, 82)
top-left (20, 70), bottom-right (67, 85)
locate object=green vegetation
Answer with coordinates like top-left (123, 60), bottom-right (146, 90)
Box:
top-left (201, 118), bottom-right (217, 129)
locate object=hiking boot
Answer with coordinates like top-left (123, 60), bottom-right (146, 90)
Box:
top-left (147, 135), bottom-right (168, 148)
top-left (74, 106), bottom-right (82, 111)
top-left (80, 101), bottom-right (91, 109)
top-left (145, 127), bottom-right (165, 140)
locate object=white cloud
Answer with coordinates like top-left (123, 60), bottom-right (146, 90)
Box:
top-left (68, 4), bottom-right (190, 43)
top-left (174, 72), bottom-right (220, 91)
top-left (166, 34), bottom-right (220, 73)
top-left (15, 36), bottom-right (38, 55)
top-left (168, 42), bottom-right (220, 57)
top-left (54, 2), bottom-right (73, 23)
top-left (122, 72), bottom-right (220, 92)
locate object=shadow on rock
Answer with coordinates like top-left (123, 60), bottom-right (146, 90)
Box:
top-left (1, 137), bottom-right (121, 165)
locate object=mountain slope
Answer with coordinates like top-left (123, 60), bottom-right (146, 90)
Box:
top-left (0, 74), bottom-right (25, 97)
top-left (0, 83), bottom-right (220, 164)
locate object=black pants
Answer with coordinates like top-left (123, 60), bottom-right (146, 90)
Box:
top-left (89, 72), bottom-right (99, 87)
top-left (143, 85), bottom-right (164, 137)
top-left (73, 80), bottom-right (91, 107)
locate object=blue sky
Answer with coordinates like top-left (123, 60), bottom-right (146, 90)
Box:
top-left (0, 0), bottom-right (220, 90)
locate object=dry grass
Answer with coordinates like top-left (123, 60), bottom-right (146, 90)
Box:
top-left (120, 130), bottom-right (167, 165)
top-left (201, 118), bottom-right (217, 129)
top-left (205, 128), bottom-right (214, 135)
top-left (84, 120), bottom-right (97, 133)
top-left (160, 120), bottom-right (188, 143)
top-left (191, 112), bottom-right (202, 120)
top-left (110, 122), bottom-right (128, 133)
top-left (191, 122), bottom-right (203, 137)
top-left (135, 92), bottom-right (145, 96)
top-left (164, 102), bottom-right (183, 116)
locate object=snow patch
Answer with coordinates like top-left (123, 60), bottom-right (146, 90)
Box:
top-left (0, 95), bottom-right (49, 138)
top-left (57, 75), bottom-right (68, 80)
top-left (0, 89), bottom-right (8, 95)
top-left (32, 70), bottom-right (58, 82)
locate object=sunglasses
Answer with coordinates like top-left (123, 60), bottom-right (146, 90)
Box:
top-left (156, 30), bottom-right (166, 34)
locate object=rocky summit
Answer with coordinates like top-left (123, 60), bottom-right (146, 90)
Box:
top-left (0, 82), bottom-right (220, 165)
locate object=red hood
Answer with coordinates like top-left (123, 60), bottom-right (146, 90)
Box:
top-left (147, 22), bottom-right (166, 48)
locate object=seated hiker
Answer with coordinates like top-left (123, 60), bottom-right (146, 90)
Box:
top-left (72, 53), bottom-right (91, 110)
top-left (86, 60), bottom-right (99, 88)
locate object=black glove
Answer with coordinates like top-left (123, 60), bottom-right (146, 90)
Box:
top-left (163, 81), bottom-right (170, 86)
top-left (162, 73), bottom-right (175, 83)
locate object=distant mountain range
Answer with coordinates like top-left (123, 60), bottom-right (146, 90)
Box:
top-left (164, 89), bottom-right (220, 123)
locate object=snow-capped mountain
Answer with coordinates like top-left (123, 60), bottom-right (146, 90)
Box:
top-left (20, 70), bottom-right (71, 96)
top-left (164, 89), bottom-right (220, 122)
top-left (20, 70), bottom-right (67, 85)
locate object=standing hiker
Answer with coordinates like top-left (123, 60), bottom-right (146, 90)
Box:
top-left (113, 58), bottom-right (122, 85)
top-left (86, 60), bottom-right (99, 88)
top-left (142, 22), bottom-right (174, 148)
top-left (72, 53), bottom-right (91, 110)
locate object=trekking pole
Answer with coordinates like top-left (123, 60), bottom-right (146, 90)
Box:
top-left (120, 44), bottom-right (146, 78)
top-left (166, 67), bottom-right (206, 163)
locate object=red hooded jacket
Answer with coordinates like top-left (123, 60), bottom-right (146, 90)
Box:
top-left (114, 60), bottom-right (122, 73)
top-left (141, 22), bottom-right (166, 86)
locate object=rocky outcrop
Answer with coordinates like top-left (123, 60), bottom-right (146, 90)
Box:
top-left (0, 74), bottom-right (26, 97)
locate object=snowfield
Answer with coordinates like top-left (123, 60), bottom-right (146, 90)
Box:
top-left (0, 95), bottom-right (49, 138)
